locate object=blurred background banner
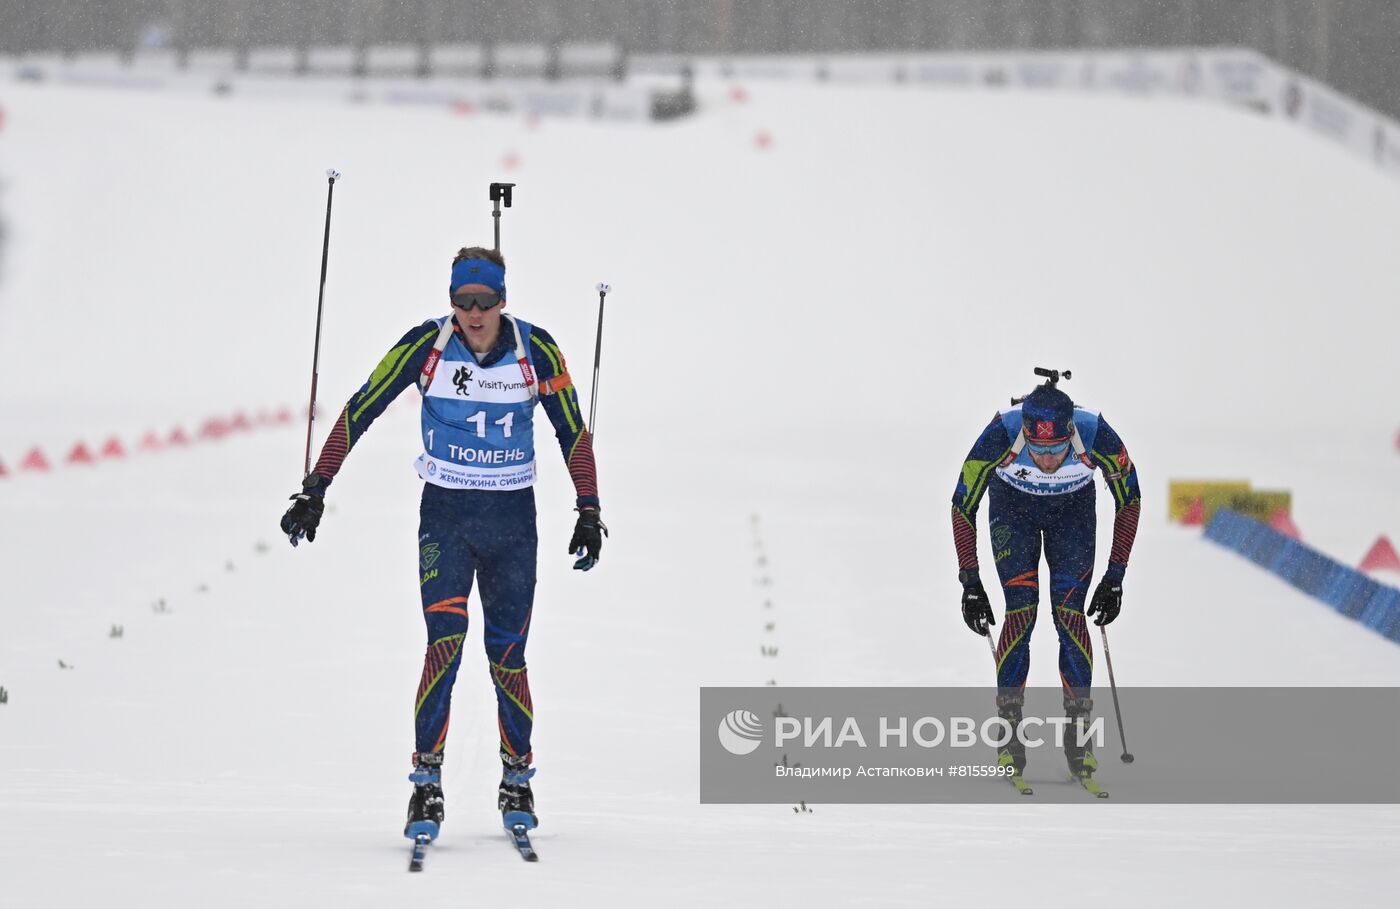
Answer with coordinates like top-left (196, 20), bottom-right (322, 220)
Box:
top-left (2, 0), bottom-right (1399, 119)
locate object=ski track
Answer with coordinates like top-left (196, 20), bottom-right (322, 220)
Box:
top-left (1, 80), bottom-right (1398, 907)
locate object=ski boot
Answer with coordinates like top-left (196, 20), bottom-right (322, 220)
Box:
top-left (498, 751), bottom-right (538, 831)
top-left (995, 693), bottom-right (1028, 774)
top-left (405, 752), bottom-right (445, 841)
top-left (1064, 697), bottom-right (1099, 779)
top-left (996, 693), bottom-right (1034, 794)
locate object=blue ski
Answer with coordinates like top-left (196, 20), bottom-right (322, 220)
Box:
top-left (508, 823), bottom-right (538, 862)
top-left (409, 833), bottom-right (432, 871)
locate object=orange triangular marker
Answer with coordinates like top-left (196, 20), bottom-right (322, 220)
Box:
top-left (231, 412), bottom-right (252, 432)
top-left (67, 442), bottom-right (96, 465)
top-left (100, 436), bottom-right (126, 459)
top-left (1181, 496), bottom-right (1205, 526)
top-left (20, 447), bottom-right (50, 472)
top-left (1268, 508), bottom-right (1301, 540)
top-left (1359, 536), bottom-right (1400, 573)
top-left (139, 430), bottom-right (163, 451)
top-left (168, 427), bottom-right (190, 446)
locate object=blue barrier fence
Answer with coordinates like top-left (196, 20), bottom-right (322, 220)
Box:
top-left (1204, 508), bottom-right (1400, 644)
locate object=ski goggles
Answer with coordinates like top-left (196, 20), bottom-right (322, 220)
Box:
top-left (1025, 438), bottom-right (1071, 456)
top-left (451, 291), bottom-right (504, 312)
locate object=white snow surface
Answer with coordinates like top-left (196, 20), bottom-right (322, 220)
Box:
top-left (1, 81), bottom-right (1399, 907)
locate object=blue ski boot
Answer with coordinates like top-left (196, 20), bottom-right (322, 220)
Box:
top-left (498, 752), bottom-right (538, 831)
top-left (405, 752), bottom-right (445, 841)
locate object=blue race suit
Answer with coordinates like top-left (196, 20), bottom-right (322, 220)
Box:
top-left (306, 314), bottom-right (598, 763)
top-left (951, 404), bottom-right (1140, 702)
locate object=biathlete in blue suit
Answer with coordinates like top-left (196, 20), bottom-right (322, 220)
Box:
top-left (950, 373), bottom-right (1140, 780)
top-left (280, 246), bottom-right (605, 841)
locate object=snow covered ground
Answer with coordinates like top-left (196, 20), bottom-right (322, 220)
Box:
top-left (1, 80), bottom-right (1398, 906)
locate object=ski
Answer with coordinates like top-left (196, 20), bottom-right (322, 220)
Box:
top-left (1072, 774), bottom-right (1110, 799)
top-left (508, 823), bottom-right (539, 862)
top-left (409, 833), bottom-right (432, 871)
top-left (1008, 773), bottom-right (1034, 796)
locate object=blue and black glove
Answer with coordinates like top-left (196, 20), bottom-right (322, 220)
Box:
top-left (280, 481), bottom-right (325, 547)
top-left (569, 506), bottom-right (608, 571)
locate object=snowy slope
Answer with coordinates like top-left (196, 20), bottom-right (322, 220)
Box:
top-left (1, 80), bottom-right (1398, 907)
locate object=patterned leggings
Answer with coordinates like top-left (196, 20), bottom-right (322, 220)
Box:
top-left (414, 484), bottom-right (537, 762)
top-left (988, 481), bottom-right (1096, 703)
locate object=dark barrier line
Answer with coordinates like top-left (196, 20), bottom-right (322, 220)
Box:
top-left (1204, 508), bottom-right (1400, 644)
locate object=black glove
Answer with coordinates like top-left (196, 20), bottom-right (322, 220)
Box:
top-left (568, 506), bottom-right (608, 571)
top-left (960, 574), bottom-right (995, 636)
top-left (280, 489), bottom-right (325, 547)
top-left (1087, 577), bottom-right (1123, 626)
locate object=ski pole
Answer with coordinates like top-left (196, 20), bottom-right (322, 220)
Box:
top-left (587, 283), bottom-right (610, 435)
top-left (302, 167), bottom-right (341, 477)
top-left (1099, 625), bottom-right (1135, 763)
top-left (489, 182), bottom-right (515, 252)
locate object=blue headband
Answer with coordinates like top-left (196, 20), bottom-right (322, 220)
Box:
top-left (450, 258), bottom-right (506, 298)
